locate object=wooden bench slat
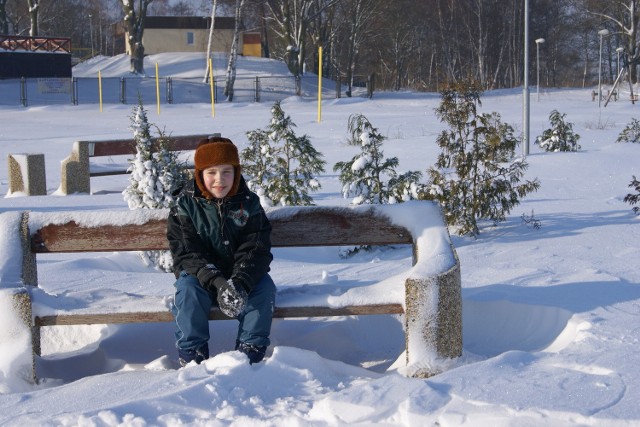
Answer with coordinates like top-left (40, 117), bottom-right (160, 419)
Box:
top-left (270, 209), bottom-right (412, 247)
top-left (31, 220), bottom-right (169, 253)
top-left (90, 170), bottom-right (130, 177)
top-left (34, 304), bottom-right (404, 326)
top-left (274, 304), bottom-right (403, 317)
top-left (90, 165), bottom-right (195, 177)
top-left (30, 208), bottom-right (413, 253)
top-left (89, 134), bottom-right (204, 157)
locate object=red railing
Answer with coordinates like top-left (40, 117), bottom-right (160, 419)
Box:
top-left (0, 34), bottom-right (71, 53)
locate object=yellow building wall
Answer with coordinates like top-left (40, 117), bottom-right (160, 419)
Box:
top-left (127, 29), bottom-right (237, 55)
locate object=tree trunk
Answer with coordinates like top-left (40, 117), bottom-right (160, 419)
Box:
top-left (122, 0), bottom-right (153, 75)
top-left (296, 17), bottom-right (307, 76)
top-left (345, 1), bottom-right (361, 96)
top-left (204, 0), bottom-right (218, 83)
top-left (260, 0), bottom-right (270, 58)
top-left (224, 0), bottom-right (245, 101)
top-left (27, 0), bottom-right (38, 36)
top-left (0, 0), bottom-right (9, 35)
top-left (629, 0), bottom-right (639, 84)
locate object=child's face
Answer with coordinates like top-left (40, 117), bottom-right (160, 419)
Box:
top-left (202, 164), bottom-right (235, 198)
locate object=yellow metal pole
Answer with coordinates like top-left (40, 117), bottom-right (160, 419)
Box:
top-left (209, 57), bottom-right (215, 118)
top-left (98, 70), bottom-right (103, 112)
top-left (155, 63), bottom-right (161, 114)
top-left (317, 46), bottom-right (322, 123)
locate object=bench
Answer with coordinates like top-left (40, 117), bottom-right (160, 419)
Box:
top-left (7, 202), bottom-right (461, 382)
top-left (59, 133), bottom-right (211, 195)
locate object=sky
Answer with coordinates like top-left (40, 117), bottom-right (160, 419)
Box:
top-left (0, 52), bottom-right (639, 426)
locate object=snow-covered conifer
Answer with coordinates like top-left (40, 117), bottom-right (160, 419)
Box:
top-left (536, 110), bottom-right (581, 152)
top-left (122, 98), bottom-right (189, 271)
top-left (153, 128), bottom-right (190, 206)
top-left (624, 176), bottom-right (640, 215)
top-left (617, 118), bottom-right (640, 143)
top-left (334, 113), bottom-right (423, 205)
top-left (241, 101), bottom-right (325, 206)
top-left (123, 99), bottom-right (155, 209)
top-left (428, 81), bottom-right (540, 236)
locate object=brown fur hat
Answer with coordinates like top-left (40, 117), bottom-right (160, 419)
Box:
top-left (194, 136), bottom-right (242, 198)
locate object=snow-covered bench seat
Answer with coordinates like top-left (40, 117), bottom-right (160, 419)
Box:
top-left (58, 134), bottom-right (207, 194)
top-left (7, 202), bottom-right (461, 380)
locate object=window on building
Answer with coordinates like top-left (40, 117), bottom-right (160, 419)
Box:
top-left (186, 32), bottom-right (194, 45)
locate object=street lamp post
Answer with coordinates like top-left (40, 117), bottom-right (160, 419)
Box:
top-left (598, 29), bottom-right (609, 108)
top-left (535, 38), bottom-right (545, 101)
top-left (523, 0), bottom-right (530, 157)
top-left (89, 14), bottom-right (94, 58)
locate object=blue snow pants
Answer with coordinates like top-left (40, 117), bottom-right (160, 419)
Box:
top-left (171, 271), bottom-right (276, 354)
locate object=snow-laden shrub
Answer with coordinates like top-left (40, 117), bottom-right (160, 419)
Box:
top-left (616, 118), bottom-right (640, 143)
top-left (427, 81), bottom-right (540, 236)
top-left (536, 110), bottom-right (581, 152)
top-left (334, 113), bottom-right (423, 205)
top-left (624, 176), bottom-right (640, 215)
top-left (123, 98), bottom-right (189, 271)
top-left (241, 101), bottom-right (325, 206)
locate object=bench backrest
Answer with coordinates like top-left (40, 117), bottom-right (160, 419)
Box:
top-left (86, 134), bottom-right (207, 157)
top-left (29, 207), bottom-right (413, 254)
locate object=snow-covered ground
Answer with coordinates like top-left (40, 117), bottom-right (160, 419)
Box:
top-left (0, 53), bottom-right (639, 426)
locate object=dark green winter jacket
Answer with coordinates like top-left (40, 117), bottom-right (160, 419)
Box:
top-left (167, 176), bottom-right (273, 293)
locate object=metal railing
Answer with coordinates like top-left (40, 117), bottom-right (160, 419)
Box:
top-left (0, 74), bottom-right (373, 107)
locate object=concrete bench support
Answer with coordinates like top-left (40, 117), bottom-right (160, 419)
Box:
top-left (405, 266), bottom-right (462, 378)
top-left (11, 289), bottom-right (37, 383)
top-left (59, 141), bottom-right (90, 194)
top-left (8, 153), bottom-right (46, 196)
top-left (0, 211), bottom-right (38, 385)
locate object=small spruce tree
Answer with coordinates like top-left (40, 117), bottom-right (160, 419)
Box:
top-left (241, 101), bottom-right (325, 206)
top-left (616, 118), bottom-right (640, 143)
top-left (123, 98), bottom-right (189, 271)
top-left (242, 128), bottom-right (277, 206)
top-left (624, 176), bottom-right (640, 215)
top-left (153, 129), bottom-right (191, 203)
top-left (427, 81), bottom-right (540, 236)
top-left (123, 99), bottom-right (155, 209)
top-left (334, 113), bottom-right (423, 205)
top-left (536, 110), bottom-right (581, 152)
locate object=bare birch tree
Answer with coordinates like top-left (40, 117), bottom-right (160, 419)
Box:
top-left (203, 0), bottom-right (218, 82)
top-left (26, 0), bottom-right (38, 36)
top-left (223, 0), bottom-right (245, 101)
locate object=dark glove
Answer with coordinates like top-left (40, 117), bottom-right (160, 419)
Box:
top-left (196, 264), bottom-right (222, 291)
top-left (215, 279), bottom-right (248, 318)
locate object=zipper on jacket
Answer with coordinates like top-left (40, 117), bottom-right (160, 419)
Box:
top-left (215, 199), bottom-right (225, 241)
